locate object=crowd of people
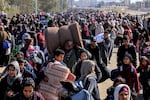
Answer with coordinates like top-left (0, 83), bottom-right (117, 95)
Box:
top-left (0, 9), bottom-right (149, 100)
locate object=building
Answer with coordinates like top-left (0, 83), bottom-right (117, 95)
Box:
top-left (144, 0), bottom-right (150, 7)
top-left (124, 0), bottom-right (131, 6)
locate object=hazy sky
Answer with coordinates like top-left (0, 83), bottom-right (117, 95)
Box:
top-left (74, 0), bottom-right (143, 3)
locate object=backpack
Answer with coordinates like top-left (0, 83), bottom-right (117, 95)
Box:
top-left (2, 40), bottom-right (11, 50)
top-left (111, 65), bottom-right (134, 81)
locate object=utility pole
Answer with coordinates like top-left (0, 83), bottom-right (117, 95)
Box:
top-left (35, 0), bottom-right (37, 15)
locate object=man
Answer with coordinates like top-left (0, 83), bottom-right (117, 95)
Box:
top-left (98, 31), bottom-right (113, 66)
top-left (86, 37), bottom-right (100, 65)
top-left (117, 35), bottom-right (137, 67)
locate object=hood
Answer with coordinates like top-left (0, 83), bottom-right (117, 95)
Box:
top-left (80, 60), bottom-right (95, 78)
top-left (114, 84), bottom-right (131, 100)
top-left (8, 61), bottom-right (22, 78)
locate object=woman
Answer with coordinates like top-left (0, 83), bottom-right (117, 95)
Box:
top-left (80, 60), bottom-right (100, 100)
top-left (0, 61), bottom-right (22, 100)
top-left (114, 84), bottom-right (131, 100)
top-left (137, 56), bottom-right (150, 100)
top-left (11, 77), bottom-right (44, 100)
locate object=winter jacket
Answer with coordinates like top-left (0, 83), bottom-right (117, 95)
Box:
top-left (117, 44), bottom-right (137, 67)
top-left (0, 75), bottom-right (22, 100)
top-left (118, 64), bottom-right (140, 94)
top-left (84, 75), bottom-right (100, 100)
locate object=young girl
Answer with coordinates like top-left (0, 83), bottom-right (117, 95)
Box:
top-left (114, 84), bottom-right (131, 100)
top-left (74, 50), bottom-right (89, 80)
top-left (106, 77), bottom-right (126, 100)
top-left (80, 60), bottom-right (100, 100)
top-left (0, 61), bottom-right (22, 100)
top-left (137, 56), bottom-right (150, 100)
top-left (117, 53), bottom-right (140, 100)
top-left (12, 77), bottom-right (44, 100)
top-left (73, 50), bottom-right (101, 82)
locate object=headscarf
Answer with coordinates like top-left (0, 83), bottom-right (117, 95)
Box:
top-left (80, 60), bottom-right (95, 78)
top-left (7, 61), bottom-right (22, 86)
top-left (140, 56), bottom-right (150, 69)
top-left (114, 84), bottom-right (131, 100)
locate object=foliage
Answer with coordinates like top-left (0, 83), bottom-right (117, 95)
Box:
top-left (0, 0), bottom-right (68, 14)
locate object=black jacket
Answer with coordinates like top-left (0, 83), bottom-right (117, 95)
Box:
top-left (117, 44), bottom-right (137, 67)
top-left (137, 67), bottom-right (150, 89)
top-left (0, 75), bottom-right (22, 100)
top-left (21, 68), bottom-right (34, 79)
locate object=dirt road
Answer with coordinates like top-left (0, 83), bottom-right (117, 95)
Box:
top-left (98, 48), bottom-right (117, 99)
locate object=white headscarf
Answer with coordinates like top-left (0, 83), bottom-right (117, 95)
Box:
top-left (114, 84), bottom-right (131, 100)
top-left (7, 61), bottom-right (22, 86)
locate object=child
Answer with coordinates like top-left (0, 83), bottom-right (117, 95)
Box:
top-left (36, 49), bottom-right (66, 84)
top-left (137, 56), bottom-right (150, 100)
top-left (105, 77), bottom-right (126, 100)
top-left (0, 61), bottom-right (22, 100)
top-left (117, 53), bottom-right (140, 100)
top-left (114, 84), bottom-right (131, 100)
top-left (74, 50), bottom-right (89, 80)
top-left (11, 77), bottom-right (45, 100)
top-left (54, 49), bottom-right (66, 66)
top-left (80, 60), bottom-right (100, 100)
top-left (74, 50), bottom-right (101, 82)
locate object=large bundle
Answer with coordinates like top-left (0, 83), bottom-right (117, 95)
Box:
top-left (58, 25), bottom-right (73, 47)
top-left (69, 23), bottom-right (84, 48)
top-left (44, 63), bottom-right (70, 85)
top-left (44, 27), bottom-right (60, 54)
top-left (39, 63), bottom-right (75, 100)
top-left (45, 23), bottom-right (83, 54)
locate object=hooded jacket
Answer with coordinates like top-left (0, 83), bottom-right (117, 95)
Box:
top-left (80, 60), bottom-right (100, 100)
top-left (114, 84), bottom-right (131, 100)
top-left (0, 61), bottom-right (22, 100)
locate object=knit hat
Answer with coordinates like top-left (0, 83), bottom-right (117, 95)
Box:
top-left (22, 77), bottom-right (35, 88)
top-left (124, 53), bottom-right (133, 61)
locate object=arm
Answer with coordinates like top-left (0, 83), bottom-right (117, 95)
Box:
top-left (95, 64), bottom-right (102, 82)
top-left (134, 69), bottom-right (140, 93)
top-left (84, 78), bottom-right (97, 93)
top-left (131, 46), bottom-right (137, 67)
top-left (117, 47), bottom-right (122, 66)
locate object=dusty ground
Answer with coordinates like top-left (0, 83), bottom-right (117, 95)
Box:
top-left (98, 48), bottom-right (117, 100)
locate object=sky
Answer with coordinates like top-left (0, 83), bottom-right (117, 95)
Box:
top-left (74, 0), bottom-right (143, 3)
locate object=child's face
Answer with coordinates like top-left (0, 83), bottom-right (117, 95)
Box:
top-left (23, 86), bottom-right (34, 98)
top-left (8, 66), bottom-right (16, 77)
top-left (80, 52), bottom-right (88, 61)
top-left (142, 60), bottom-right (147, 66)
top-left (123, 57), bottom-right (130, 65)
top-left (55, 54), bottom-right (64, 62)
top-left (123, 40), bottom-right (129, 46)
top-left (19, 62), bottom-right (25, 71)
top-left (119, 91), bottom-right (129, 100)
top-left (17, 53), bottom-right (23, 59)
